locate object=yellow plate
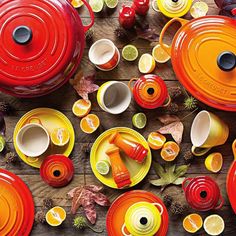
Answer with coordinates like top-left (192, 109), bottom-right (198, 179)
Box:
top-left (13, 108), bottom-right (75, 168)
top-left (90, 127), bottom-right (152, 189)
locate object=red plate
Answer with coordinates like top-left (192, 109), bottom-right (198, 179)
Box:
top-left (106, 190), bottom-right (169, 236)
top-left (0, 168), bottom-right (35, 235)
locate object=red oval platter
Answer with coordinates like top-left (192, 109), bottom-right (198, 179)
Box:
top-left (0, 168), bottom-right (35, 235)
top-left (106, 190), bottom-right (169, 236)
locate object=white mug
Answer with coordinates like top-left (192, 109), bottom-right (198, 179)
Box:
top-left (97, 81), bottom-right (131, 114)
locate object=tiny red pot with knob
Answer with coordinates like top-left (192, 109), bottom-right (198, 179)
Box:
top-left (0, 0), bottom-right (94, 98)
top-left (182, 176), bottom-right (224, 211)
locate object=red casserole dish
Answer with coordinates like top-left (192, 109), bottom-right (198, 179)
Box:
top-left (0, 0), bottom-right (94, 97)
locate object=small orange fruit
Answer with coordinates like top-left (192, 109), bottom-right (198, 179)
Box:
top-left (72, 99), bottom-right (91, 118)
top-left (71, 0), bottom-right (84, 8)
top-left (46, 206), bottom-right (67, 227)
top-left (183, 213), bottom-right (203, 233)
top-left (80, 114), bottom-right (100, 134)
top-left (161, 141), bottom-right (180, 161)
top-left (205, 152), bottom-right (223, 173)
top-left (148, 132), bottom-right (166, 150)
top-left (51, 128), bottom-right (70, 146)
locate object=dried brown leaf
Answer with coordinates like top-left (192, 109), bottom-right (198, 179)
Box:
top-left (157, 115), bottom-right (180, 125)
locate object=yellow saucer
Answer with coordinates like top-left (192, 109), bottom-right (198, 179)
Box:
top-left (13, 108), bottom-right (75, 168)
top-left (90, 127), bottom-right (152, 189)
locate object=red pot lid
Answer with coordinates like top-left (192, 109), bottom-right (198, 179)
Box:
top-left (40, 154), bottom-right (74, 187)
top-left (0, 0), bottom-right (81, 87)
top-left (182, 176), bottom-right (224, 211)
top-left (132, 74), bottom-right (168, 109)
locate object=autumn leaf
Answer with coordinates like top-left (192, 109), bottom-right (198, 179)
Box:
top-left (135, 26), bottom-right (159, 42)
top-left (157, 115), bottom-right (180, 125)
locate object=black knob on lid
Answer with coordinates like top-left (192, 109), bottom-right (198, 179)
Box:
top-left (217, 51), bottom-right (236, 72)
top-left (140, 217), bottom-right (148, 225)
top-left (13, 26), bottom-right (32, 45)
top-left (172, 0), bottom-right (179, 2)
top-left (147, 88), bottom-right (155, 95)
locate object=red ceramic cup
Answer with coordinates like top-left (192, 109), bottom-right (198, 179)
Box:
top-left (89, 39), bottom-right (120, 71)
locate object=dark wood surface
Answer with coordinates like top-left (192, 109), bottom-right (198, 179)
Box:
top-left (1, 1), bottom-right (236, 235)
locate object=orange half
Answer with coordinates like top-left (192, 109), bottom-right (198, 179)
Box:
top-left (161, 141), bottom-right (180, 161)
top-left (148, 132), bottom-right (166, 150)
top-left (46, 206), bottom-right (66, 227)
top-left (183, 213), bottom-right (203, 233)
top-left (80, 114), bottom-right (100, 134)
top-left (72, 99), bottom-right (91, 118)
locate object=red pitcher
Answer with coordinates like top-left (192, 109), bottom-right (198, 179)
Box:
top-left (182, 176), bottom-right (224, 211)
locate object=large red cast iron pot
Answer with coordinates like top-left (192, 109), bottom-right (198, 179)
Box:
top-left (0, 0), bottom-right (94, 97)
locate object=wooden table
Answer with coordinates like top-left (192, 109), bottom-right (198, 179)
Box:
top-left (1, 0), bottom-right (236, 235)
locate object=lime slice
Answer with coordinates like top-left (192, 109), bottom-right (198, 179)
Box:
top-left (122, 45), bottom-right (139, 61)
top-left (132, 113), bottom-right (147, 129)
top-left (0, 135), bottom-right (6, 152)
top-left (104, 0), bottom-right (118, 9)
top-left (96, 160), bottom-right (110, 175)
top-left (89, 0), bottom-right (104, 13)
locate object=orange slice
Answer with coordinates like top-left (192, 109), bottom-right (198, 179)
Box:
top-left (161, 141), bottom-right (180, 161)
top-left (205, 152), bottom-right (223, 173)
top-left (46, 206), bottom-right (66, 227)
top-left (72, 99), bottom-right (91, 118)
top-left (51, 128), bottom-right (70, 146)
top-left (71, 0), bottom-right (84, 8)
top-left (80, 114), bottom-right (100, 134)
top-left (183, 213), bottom-right (203, 233)
top-left (148, 132), bottom-right (166, 150)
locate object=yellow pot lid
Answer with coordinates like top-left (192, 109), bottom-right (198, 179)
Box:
top-left (125, 202), bottom-right (161, 236)
top-left (157, 0), bottom-right (192, 18)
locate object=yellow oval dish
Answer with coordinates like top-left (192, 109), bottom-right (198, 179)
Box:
top-left (13, 108), bottom-right (75, 168)
top-left (90, 127), bottom-right (152, 189)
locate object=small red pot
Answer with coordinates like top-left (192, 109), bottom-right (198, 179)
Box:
top-left (0, 0), bottom-right (94, 97)
top-left (132, 0), bottom-right (150, 15)
top-left (182, 176), bottom-right (224, 211)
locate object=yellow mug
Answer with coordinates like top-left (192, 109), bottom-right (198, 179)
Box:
top-left (191, 110), bottom-right (229, 156)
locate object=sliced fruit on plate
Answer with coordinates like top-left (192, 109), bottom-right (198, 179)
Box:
top-left (80, 114), bottom-right (100, 134)
top-left (46, 206), bottom-right (66, 227)
top-left (183, 213), bottom-right (203, 233)
top-left (190, 1), bottom-right (209, 18)
top-left (0, 135), bottom-right (5, 152)
top-left (122, 45), bottom-right (139, 61)
top-left (96, 160), bottom-right (110, 175)
top-left (71, 0), bottom-right (84, 8)
top-left (205, 152), bottom-right (223, 173)
top-left (161, 141), bottom-right (180, 161)
top-left (89, 0), bottom-right (104, 12)
top-left (203, 214), bottom-right (225, 236)
top-left (152, 44), bottom-right (170, 63)
top-left (138, 53), bottom-right (156, 74)
top-left (72, 99), bottom-right (91, 118)
top-left (104, 0), bottom-right (119, 9)
top-left (132, 113), bottom-right (147, 129)
top-left (51, 128), bottom-right (70, 146)
top-left (148, 132), bottom-right (166, 150)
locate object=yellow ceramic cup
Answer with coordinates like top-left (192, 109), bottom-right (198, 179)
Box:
top-left (191, 110), bottom-right (229, 156)
top-left (97, 81), bottom-right (131, 114)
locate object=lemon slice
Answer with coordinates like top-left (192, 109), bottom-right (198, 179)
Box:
top-left (203, 215), bottom-right (225, 236)
top-left (122, 45), bottom-right (139, 61)
top-left (152, 44), bottom-right (170, 63)
top-left (132, 113), bottom-right (147, 129)
top-left (71, 0), bottom-right (84, 8)
top-left (104, 0), bottom-right (118, 9)
top-left (190, 1), bottom-right (209, 18)
top-left (89, 0), bottom-right (104, 12)
top-left (0, 135), bottom-right (5, 152)
top-left (138, 53), bottom-right (156, 73)
top-left (205, 152), bottom-right (223, 173)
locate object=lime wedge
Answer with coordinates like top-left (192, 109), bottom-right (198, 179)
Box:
top-left (122, 45), bottom-right (139, 61)
top-left (96, 160), bottom-right (110, 175)
top-left (0, 135), bottom-right (6, 152)
top-left (132, 113), bottom-right (147, 129)
top-left (104, 0), bottom-right (118, 8)
top-left (89, 0), bottom-right (104, 13)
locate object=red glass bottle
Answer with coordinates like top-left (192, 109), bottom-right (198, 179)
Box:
top-left (119, 5), bottom-right (136, 29)
top-left (106, 147), bottom-right (131, 189)
top-left (132, 0), bottom-right (150, 15)
top-left (109, 131), bottom-right (148, 163)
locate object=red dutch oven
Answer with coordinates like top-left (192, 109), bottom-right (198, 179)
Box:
top-left (0, 0), bottom-right (94, 97)
top-left (182, 176), bottom-right (224, 211)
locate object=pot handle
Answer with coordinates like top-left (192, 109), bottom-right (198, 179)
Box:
top-left (80, 0), bottom-right (95, 33)
top-left (162, 94), bottom-right (171, 107)
top-left (214, 194), bottom-right (224, 210)
top-left (182, 177), bottom-right (192, 192)
top-left (121, 224), bottom-right (131, 236)
top-left (27, 117), bottom-right (43, 125)
top-left (159, 18), bottom-right (189, 56)
top-left (232, 140), bottom-right (236, 160)
top-left (153, 203), bottom-right (164, 215)
top-left (128, 78), bottom-right (138, 92)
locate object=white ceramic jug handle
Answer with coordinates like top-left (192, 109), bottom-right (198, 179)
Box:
top-left (153, 203), bottom-right (164, 215)
top-left (121, 223), bottom-right (131, 236)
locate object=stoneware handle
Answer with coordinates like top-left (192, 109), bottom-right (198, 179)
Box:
top-left (159, 18), bottom-right (189, 56)
top-left (27, 116), bottom-right (43, 125)
top-left (80, 0), bottom-right (95, 33)
top-left (162, 94), bottom-right (171, 107)
top-left (153, 203), bottom-right (164, 215)
top-left (191, 146), bottom-right (211, 157)
top-left (214, 194), bottom-right (224, 210)
top-left (182, 177), bottom-right (192, 192)
top-left (232, 140), bottom-right (236, 161)
top-left (128, 78), bottom-right (138, 92)
top-left (121, 224), bottom-right (131, 236)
